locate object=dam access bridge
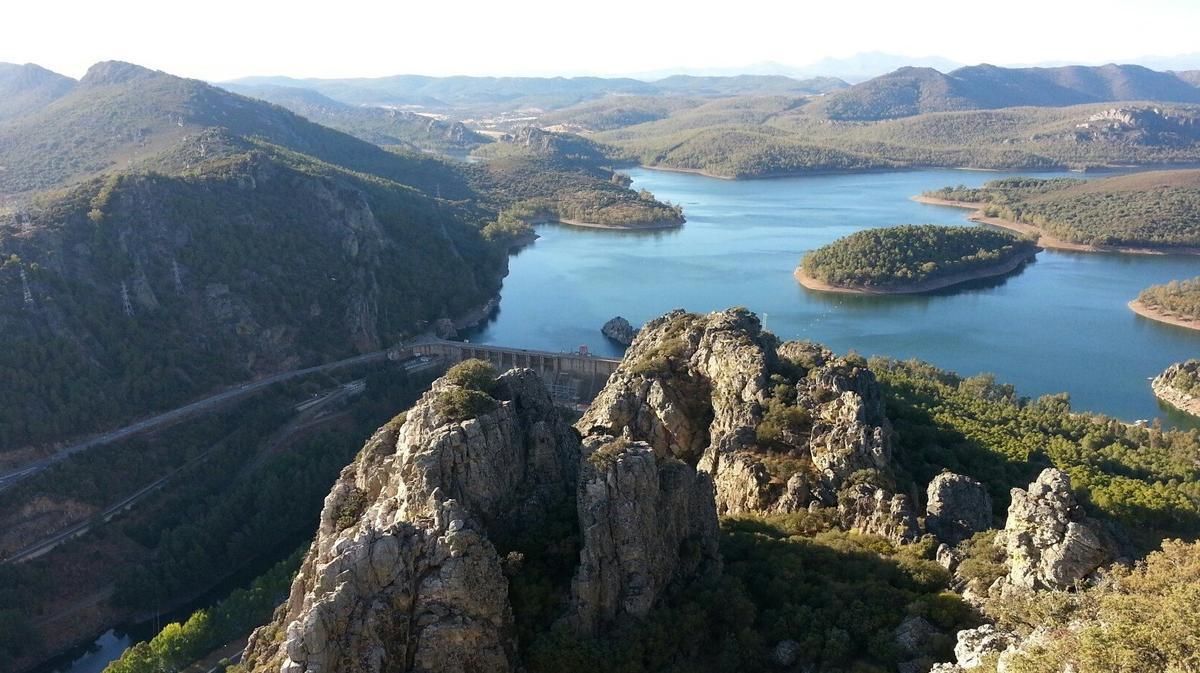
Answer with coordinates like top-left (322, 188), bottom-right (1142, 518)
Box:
top-left (396, 338), bottom-right (621, 406)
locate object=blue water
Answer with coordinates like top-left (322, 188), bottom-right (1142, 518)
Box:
top-left (469, 167), bottom-right (1200, 425)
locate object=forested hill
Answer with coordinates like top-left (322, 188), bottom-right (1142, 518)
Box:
top-left (219, 83), bottom-right (492, 154)
top-left (0, 62), bottom-right (500, 453)
top-left (0, 61), bottom-right (473, 196)
top-left (0, 62), bottom-right (76, 121)
top-left (926, 170), bottom-right (1200, 248)
top-left (815, 63), bottom-right (1200, 120)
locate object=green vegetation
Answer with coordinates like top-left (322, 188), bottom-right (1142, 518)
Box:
top-left (468, 129), bottom-right (684, 227)
top-left (927, 171), bottom-right (1200, 248)
top-left (1160, 360), bottom-right (1200, 398)
top-left (589, 99), bottom-right (1200, 178)
top-left (523, 515), bottom-right (973, 673)
top-left (103, 549), bottom-right (303, 673)
top-left (222, 84), bottom-right (491, 154)
top-left (434, 359), bottom-right (500, 421)
top-left (0, 366), bottom-right (433, 668)
top-left (981, 539), bottom-right (1200, 673)
top-left (873, 358), bottom-right (1200, 544)
top-left (801, 225), bottom-right (1037, 289)
top-left (1136, 276), bottom-right (1200, 321)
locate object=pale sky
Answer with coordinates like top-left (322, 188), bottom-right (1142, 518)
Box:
top-left (4, 0), bottom-right (1199, 81)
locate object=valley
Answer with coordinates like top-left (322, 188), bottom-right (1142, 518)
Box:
top-left (5, 34), bottom-right (1200, 673)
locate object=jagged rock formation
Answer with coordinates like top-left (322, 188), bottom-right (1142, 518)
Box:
top-left (838, 483), bottom-right (920, 544)
top-left (578, 309), bottom-right (897, 526)
top-left (926, 472), bottom-right (994, 545)
top-left (243, 363), bottom-right (721, 673)
top-left (600, 316), bottom-right (637, 346)
top-left (996, 468), bottom-right (1115, 590)
top-left (242, 368), bottom-right (581, 673)
top-left (569, 434), bottom-right (720, 634)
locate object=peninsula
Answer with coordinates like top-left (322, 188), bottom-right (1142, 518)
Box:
top-left (920, 171), bottom-right (1200, 255)
top-left (1129, 277), bottom-right (1200, 332)
top-left (796, 224), bottom-right (1039, 294)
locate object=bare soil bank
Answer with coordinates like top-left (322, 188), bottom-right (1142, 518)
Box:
top-left (1128, 300), bottom-right (1200, 332)
top-left (913, 196), bottom-right (1200, 256)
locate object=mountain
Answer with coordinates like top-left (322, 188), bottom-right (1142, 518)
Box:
top-left (0, 61), bottom-right (510, 452)
top-left (225, 73), bottom-right (658, 110)
top-left (789, 51), bottom-right (965, 83)
top-left (0, 61), bottom-right (473, 196)
top-left (818, 63), bottom-right (1200, 120)
top-left (223, 73), bottom-right (847, 113)
top-left (1178, 70), bottom-right (1200, 86)
top-left (649, 74), bottom-right (847, 96)
top-left (218, 83), bottom-right (491, 153)
top-left (0, 62), bottom-right (76, 121)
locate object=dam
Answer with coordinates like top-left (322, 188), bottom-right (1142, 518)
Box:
top-left (398, 338), bottom-right (622, 406)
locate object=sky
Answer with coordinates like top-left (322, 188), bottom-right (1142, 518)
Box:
top-left (4, 0), bottom-right (1200, 81)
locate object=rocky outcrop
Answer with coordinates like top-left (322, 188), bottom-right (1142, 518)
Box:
top-left (997, 468), bottom-right (1115, 590)
top-left (1151, 360), bottom-right (1200, 417)
top-left (243, 361), bottom-right (723, 673)
top-left (926, 472), bottom-right (994, 545)
top-left (600, 316), bottom-right (637, 346)
top-left (242, 368), bottom-right (581, 673)
top-left (569, 434), bottom-right (720, 634)
top-left (578, 309), bottom-right (895, 519)
top-left (838, 483), bottom-right (920, 544)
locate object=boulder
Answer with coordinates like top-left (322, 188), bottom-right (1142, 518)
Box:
top-left (926, 472), bottom-right (993, 545)
top-left (837, 483), bottom-right (920, 544)
top-left (601, 316), bottom-right (637, 346)
top-left (997, 468), bottom-right (1115, 590)
top-left (894, 615), bottom-right (941, 656)
top-left (954, 624), bottom-right (1015, 669)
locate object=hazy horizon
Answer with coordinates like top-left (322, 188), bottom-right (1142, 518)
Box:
top-left (4, 0), bottom-right (1200, 82)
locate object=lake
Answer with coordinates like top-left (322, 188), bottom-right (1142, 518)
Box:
top-left (468, 167), bottom-right (1200, 425)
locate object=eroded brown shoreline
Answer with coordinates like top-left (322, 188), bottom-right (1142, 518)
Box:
top-left (913, 196), bottom-right (1200, 256)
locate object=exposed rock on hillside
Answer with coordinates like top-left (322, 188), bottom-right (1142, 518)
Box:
top-left (997, 468), bottom-right (1115, 590)
top-left (926, 472), bottom-right (993, 545)
top-left (600, 316), bottom-right (637, 346)
top-left (242, 368), bottom-right (580, 673)
top-left (578, 308), bottom-right (898, 525)
top-left (569, 434), bottom-right (720, 634)
top-left (1151, 360), bottom-right (1200, 417)
top-left (243, 362), bottom-right (722, 673)
top-left (838, 483), bottom-right (920, 544)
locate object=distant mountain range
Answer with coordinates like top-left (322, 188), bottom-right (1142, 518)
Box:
top-left (222, 73), bottom-right (848, 112)
top-left (815, 63), bottom-right (1200, 120)
top-left (0, 62), bottom-right (75, 121)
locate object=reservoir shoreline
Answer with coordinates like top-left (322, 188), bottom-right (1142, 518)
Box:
top-left (913, 195), bottom-right (1200, 256)
top-left (1128, 300), bottom-right (1200, 332)
top-left (793, 248), bottom-right (1038, 295)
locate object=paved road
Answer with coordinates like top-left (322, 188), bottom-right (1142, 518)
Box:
top-left (0, 350), bottom-right (390, 493)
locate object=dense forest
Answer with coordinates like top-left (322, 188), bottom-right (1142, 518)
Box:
top-left (926, 171), bottom-right (1200, 248)
top-left (800, 225), bottom-right (1038, 288)
top-left (1136, 276), bottom-right (1200, 320)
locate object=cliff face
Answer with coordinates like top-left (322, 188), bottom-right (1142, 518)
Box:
top-left (242, 369), bottom-right (580, 673)
top-left (243, 362), bottom-right (721, 673)
top-left (578, 309), bottom-right (898, 526)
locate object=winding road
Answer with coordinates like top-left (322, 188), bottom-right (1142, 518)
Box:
top-left (0, 350), bottom-right (391, 493)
